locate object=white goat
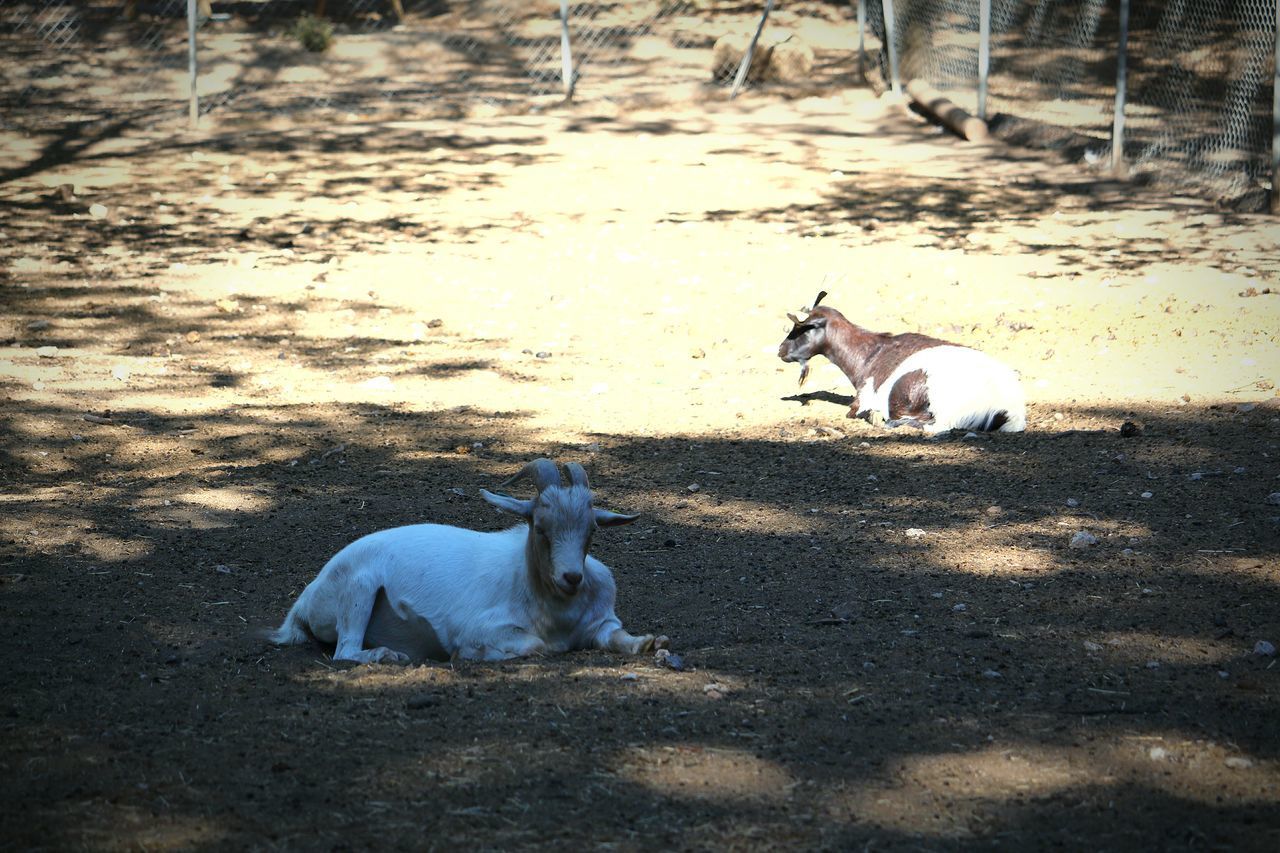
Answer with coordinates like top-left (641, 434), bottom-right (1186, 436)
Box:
top-left (268, 459), bottom-right (666, 664)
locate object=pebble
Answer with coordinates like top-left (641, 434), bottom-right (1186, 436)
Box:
top-left (905, 528), bottom-right (926, 538)
top-left (702, 683), bottom-right (727, 699)
top-left (1148, 746), bottom-right (1168, 761)
top-left (1083, 640), bottom-right (1102, 652)
top-left (619, 672), bottom-right (638, 682)
top-left (985, 505), bottom-right (1002, 516)
top-left (686, 483), bottom-right (701, 493)
top-left (1224, 756), bottom-right (1254, 770)
top-left (1066, 497), bottom-right (1079, 507)
top-left (654, 649), bottom-right (685, 671)
top-left (1140, 491), bottom-right (1153, 499)
top-left (26, 319), bottom-right (50, 331)
top-left (982, 669), bottom-right (1003, 679)
top-left (1069, 530), bottom-right (1099, 549)
top-left (89, 203), bottom-right (108, 219)
top-left (111, 364), bottom-right (131, 381)
top-left (35, 346), bottom-right (59, 358)
top-left (952, 603), bottom-right (967, 612)
top-left (1267, 493), bottom-right (1280, 506)
top-left (1253, 640), bottom-right (1276, 657)
top-left (1145, 660), bottom-right (1160, 669)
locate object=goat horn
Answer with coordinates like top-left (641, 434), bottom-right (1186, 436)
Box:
top-left (499, 458), bottom-right (563, 493)
top-left (811, 290), bottom-right (827, 310)
top-left (562, 462), bottom-right (590, 489)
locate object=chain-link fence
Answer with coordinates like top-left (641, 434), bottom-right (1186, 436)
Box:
top-left (0, 0), bottom-right (858, 131)
top-left (864, 0), bottom-right (1278, 207)
top-left (3, 1), bottom-right (1277, 208)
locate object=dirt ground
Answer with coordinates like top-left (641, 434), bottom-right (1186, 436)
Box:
top-left (3, 65), bottom-right (1280, 851)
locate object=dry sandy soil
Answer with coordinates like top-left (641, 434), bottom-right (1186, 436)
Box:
top-left (2, 57), bottom-right (1280, 852)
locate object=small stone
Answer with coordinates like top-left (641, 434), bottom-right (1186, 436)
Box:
top-left (1148, 746), bottom-right (1168, 761)
top-left (362, 375), bottom-right (394, 391)
top-left (1069, 530), bottom-right (1099, 549)
top-left (1120, 421), bottom-right (1141, 437)
top-left (89, 203), bottom-right (108, 219)
top-left (686, 483), bottom-right (700, 493)
top-left (905, 528), bottom-right (925, 538)
top-left (1140, 491), bottom-right (1153, 499)
top-left (1083, 640), bottom-right (1102, 652)
top-left (215, 298), bottom-right (240, 313)
top-left (535, 351), bottom-right (551, 359)
top-left (35, 346), bottom-right (58, 358)
top-left (930, 591), bottom-right (944, 599)
top-left (1225, 756), bottom-right (1254, 770)
top-left (111, 364), bottom-right (131, 382)
top-left (214, 564), bottom-right (232, 574)
top-left (952, 603), bottom-right (967, 612)
top-left (963, 431), bottom-right (979, 439)
top-left (185, 330), bottom-right (201, 343)
top-left (654, 648), bottom-right (685, 671)
top-left (1266, 493), bottom-right (1280, 506)
top-left (26, 319), bottom-right (50, 331)
top-left (702, 683), bottom-right (726, 699)
top-left (427, 319), bottom-right (443, 328)
top-left (1236, 403), bottom-right (1256, 413)
top-left (1066, 497), bottom-right (1080, 507)
top-left (858, 441), bottom-right (870, 449)
top-left (1253, 640), bottom-right (1276, 656)
top-left (1188, 472), bottom-right (1203, 481)
top-left (619, 672), bottom-right (639, 682)
top-left (985, 505), bottom-right (1002, 516)
top-left (982, 669), bottom-right (1002, 679)
top-left (1145, 660), bottom-right (1160, 669)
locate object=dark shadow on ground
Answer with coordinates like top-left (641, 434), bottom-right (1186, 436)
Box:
top-left (1, 396), bottom-right (1277, 849)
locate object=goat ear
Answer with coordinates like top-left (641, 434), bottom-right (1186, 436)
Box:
top-left (480, 489), bottom-right (534, 519)
top-left (594, 508), bottom-right (639, 528)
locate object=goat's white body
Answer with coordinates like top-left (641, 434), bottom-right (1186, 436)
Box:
top-left (856, 345), bottom-right (1026, 435)
top-left (270, 524), bottom-right (642, 663)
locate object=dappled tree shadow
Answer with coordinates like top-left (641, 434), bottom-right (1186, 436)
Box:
top-left (1, 389), bottom-right (1277, 848)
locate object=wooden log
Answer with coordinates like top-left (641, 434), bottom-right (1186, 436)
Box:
top-left (905, 78), bottom-right (989, 142)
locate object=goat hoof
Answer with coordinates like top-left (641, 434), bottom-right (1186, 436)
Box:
top-left (651, 635), bottom-right (671, 651)
top-left (368, 647), bottom-right (411, 665)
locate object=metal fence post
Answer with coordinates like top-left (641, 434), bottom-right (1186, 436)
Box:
top-left (856, 0), bottom-right (866, 80)
top-left (1111, 0), bottom-right (1130, 174)
top-left (1272, 0), bottom-right (1280, 213)
top-left (883, 0), bottom-right (901, 95)
top-left (186, 0), bottom-right (198, 129)
top-left (977, 0), bottom-right (991, 121)
top-left (559, 0), bottom-right (574, 99)
top-left (730, 0), bottom-right (775, 99)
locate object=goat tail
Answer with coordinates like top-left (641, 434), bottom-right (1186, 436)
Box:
top-left (264, 595), bottom-right (310, 646)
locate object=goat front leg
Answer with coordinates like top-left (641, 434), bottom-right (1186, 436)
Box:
top-left (458, 629), bottom-right (548, 661)
top-left (601, 627), bottom-right (670, 655)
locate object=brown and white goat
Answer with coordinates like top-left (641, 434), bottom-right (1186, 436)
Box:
top-left (777, 291), bottom-right (1026, 434)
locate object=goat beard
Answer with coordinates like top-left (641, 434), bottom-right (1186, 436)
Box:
top-left (797, 360), bottom-right (810, 387)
